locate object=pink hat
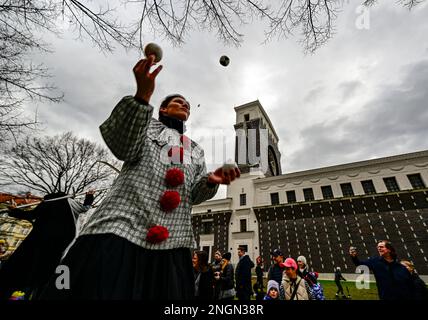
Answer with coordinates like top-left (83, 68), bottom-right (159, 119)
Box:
top-left (281, 258), bottom-right (298, 270)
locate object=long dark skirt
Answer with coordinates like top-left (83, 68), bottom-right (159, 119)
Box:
top-left (36, 233), bottom-right (195, 300)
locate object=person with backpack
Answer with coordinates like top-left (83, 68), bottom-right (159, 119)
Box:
top-left (304, 272), bottom-right (325, 300)
top-left (280, 258), bottom-right (309, 300)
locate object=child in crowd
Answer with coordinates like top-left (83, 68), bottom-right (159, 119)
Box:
top-left (263, 280), bottom-right (280, 300)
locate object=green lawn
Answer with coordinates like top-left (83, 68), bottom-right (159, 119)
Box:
top-left (251, 278), bottom-right (379, 300)
top-left (318, 280), bottom-right (379, 300)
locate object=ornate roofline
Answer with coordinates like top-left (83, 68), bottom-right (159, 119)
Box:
top-left (254, 149), bottom-right (428, 184)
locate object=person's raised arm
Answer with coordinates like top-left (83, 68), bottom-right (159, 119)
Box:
top-left (100, 55), bottom-right (162, 162)
top-left (349, 246), bottom-right (374, 269)
top-left (7, 204), bottom-right (39, 221)
top-left (133, 55), bottom-right (162, 105)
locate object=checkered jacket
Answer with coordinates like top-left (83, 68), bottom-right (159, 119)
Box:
top-left (80, 96), bottom-right (218, 249)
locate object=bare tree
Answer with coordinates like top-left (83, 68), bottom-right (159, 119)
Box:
top-left (127, 0), bottom-right (426, 51)
top-left (0, 1), bottom-right (136, 143)
top-left (0, 131), bottom-right (120, 195)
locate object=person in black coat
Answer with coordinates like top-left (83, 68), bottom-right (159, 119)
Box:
top-left (235, 246), bottom-right (254, 301)
top-left (349, 240), bottom-right (415, 300)
top-left (0, 191), bottom-right (94, 300)
top-left (267, 248), bottom-right (284, 286)
top-left (212, 250), bottom-right (223, 300)
top-left (216, 252), bottom-right (235, 300)
top-left (401, 260), bottom-right (428, 300)
top-left (255, 256), bottom-right (264, 290)
top-left (334, 267), bottom-right (347, 297)
top-left (193, 250), bottom-right (214, 300)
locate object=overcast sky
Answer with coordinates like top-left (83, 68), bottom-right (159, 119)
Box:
top-left (20, 1), bottom-right (428, 197)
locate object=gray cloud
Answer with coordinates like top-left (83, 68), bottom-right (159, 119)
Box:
top-left (339, 81), bottom-right (364, 102)
top-left (286, 59), bottom-right (428, 172)
top-left (304, 85), bottom-right (325, 104)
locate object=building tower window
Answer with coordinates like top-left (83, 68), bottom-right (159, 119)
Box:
top-left (361, 180), bottom-right (376, 194)
top-left (270, 192), bottom-right (280, 205)
top-left (286, 190), bottom-right (297, 203)
top-left (340, 183), bottom-right (354, 197)
top-left (303, 188), bottom-right (315, 202)
top-left (240, 219), bottom-right (247, 232)
top-left (202, 246), bottom-right (210, 257)
top-left (202, 221), bottom-right (213, 234)
top-left (321, 186), bottom-right (334, 199)
top-left (407, 173), bottom-right (426, 189)
top-left (244, 114), bottom-right (250, 121)
top-left (240, 194), bottom-right (246, 206)
top-left (383, 177), bottom-right (400, 192)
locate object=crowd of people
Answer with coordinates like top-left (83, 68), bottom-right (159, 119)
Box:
top-left (191, 240), bottom-right (427, 301)
top-left (194, 246), bottom-right (327, 301)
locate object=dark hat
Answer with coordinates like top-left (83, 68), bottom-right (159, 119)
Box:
top-left (159, 94), bottom-right (188, 110)
top-left (223, 252), bottom-right (231, 260)
top-left (271, 249), bottom-right (283, 257)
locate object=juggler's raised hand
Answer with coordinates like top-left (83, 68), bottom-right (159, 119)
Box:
top-left (208, 165), bottom-right (241, 185)
top-left (133, 54), bottom-right (163, 104)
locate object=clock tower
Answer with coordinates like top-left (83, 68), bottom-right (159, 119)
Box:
top-left (234, 100), bottom-right (282, 177)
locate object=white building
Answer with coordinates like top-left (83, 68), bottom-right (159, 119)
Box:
top-left (192, 100), bottom-right (428, 274)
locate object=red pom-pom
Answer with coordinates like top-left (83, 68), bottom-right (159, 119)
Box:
top-left (168, 146), bottom-right (184, 163)
top-left (180, 135), bottom-right (191, 149)
top-left (146, 225), bottom-right (169, 244)
top-left (160, 190), bottom-right (181, 212)
top-left (165, 167), bottom-right (185, 187)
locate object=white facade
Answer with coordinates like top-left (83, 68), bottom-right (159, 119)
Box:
top-left (192, 150), bottom-right (428, 264)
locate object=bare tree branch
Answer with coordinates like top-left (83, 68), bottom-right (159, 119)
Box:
top-left (0, 1), bottom-right (137, 143)
top-left (0, 131), bottom-right (121, 196)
